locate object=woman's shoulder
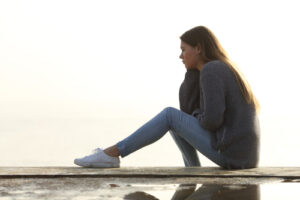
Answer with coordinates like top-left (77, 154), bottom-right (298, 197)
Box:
top-left (202, 60), bottom-right (228, 74)
top-left (201, 60), bottom-right (234, 81)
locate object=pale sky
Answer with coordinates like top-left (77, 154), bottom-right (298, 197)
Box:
top-left (1, 0), bottom-right (300, 118)
top-left (1, 0), bottom-right (300, 166)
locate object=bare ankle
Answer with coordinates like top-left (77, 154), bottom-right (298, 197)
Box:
top-left (104, 145), bottom-right (120, 157)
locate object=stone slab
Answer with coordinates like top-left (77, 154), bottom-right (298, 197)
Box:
top-left (0, 167), bottom-right (300, 179)
top-left (1, 167), bottom-right (300, 199)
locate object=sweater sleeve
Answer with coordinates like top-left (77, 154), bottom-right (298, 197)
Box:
top-left (179, 69), bottom-right (200, 114)
top-left (197, 72), bottom-right (226, 132)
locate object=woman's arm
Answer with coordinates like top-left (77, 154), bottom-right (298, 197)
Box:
top-left (179, 69), bottom-right (200, 114)
top-left (196, 64), bottom-right (226, 132)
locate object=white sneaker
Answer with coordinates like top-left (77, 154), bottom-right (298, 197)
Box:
top-left (74, 148), bottom-right (120, 168)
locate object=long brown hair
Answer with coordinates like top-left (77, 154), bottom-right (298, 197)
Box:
top-left (180, 26), bottom-right (260, 112)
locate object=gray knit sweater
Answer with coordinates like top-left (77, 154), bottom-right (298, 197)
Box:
top-left (179, 60), bottom-right (260, 168)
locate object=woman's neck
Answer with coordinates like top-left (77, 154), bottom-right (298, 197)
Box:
top-left (196, 60), bottom-right (206, 71)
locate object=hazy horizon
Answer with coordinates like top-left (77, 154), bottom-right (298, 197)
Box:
top-left (1, 0), bottom-right (300, 167)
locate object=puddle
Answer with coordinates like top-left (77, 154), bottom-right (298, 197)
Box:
top-left (0, 178), bottom-right (300, 199)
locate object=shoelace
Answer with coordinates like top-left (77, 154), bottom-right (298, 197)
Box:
top-left (81, 148), bottom-right (101, 159)
top-left (92, 148), bottom-right (102, 154)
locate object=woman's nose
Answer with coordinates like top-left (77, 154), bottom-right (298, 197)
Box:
top-left (179, 53), bottom-right (183, 59)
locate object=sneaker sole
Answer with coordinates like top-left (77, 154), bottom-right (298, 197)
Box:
top-left (74, 159), bottom-right (119, 168)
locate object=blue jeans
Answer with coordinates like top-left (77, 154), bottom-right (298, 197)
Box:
top-left (116, 107), bottom-right (228, 167)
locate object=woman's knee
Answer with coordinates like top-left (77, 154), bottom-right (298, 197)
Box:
top-left (162, 107), bottom-right (181, 124)
top-left (162, 107), bottom-right (178, 115)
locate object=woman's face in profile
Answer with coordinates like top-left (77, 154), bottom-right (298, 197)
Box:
top-left (179, 41), bottom-right (201, 69)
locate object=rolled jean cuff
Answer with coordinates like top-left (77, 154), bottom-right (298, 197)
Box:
top-left (116, 141), bottom-right (128, 158)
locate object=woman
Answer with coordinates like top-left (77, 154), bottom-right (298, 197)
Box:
top-left (74, 26), bottom-right (260, 169)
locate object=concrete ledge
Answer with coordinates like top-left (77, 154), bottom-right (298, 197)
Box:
top-left (1, 167), bottom-right (300, 179)
top-left (1, 167), bottom-right (299, 199)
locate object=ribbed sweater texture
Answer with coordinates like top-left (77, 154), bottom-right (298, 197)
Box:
top-left (179, 60), bottom-right (260, 168)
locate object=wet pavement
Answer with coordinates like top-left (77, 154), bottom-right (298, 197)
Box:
top-left (0, 167), bottom-right (300, 199)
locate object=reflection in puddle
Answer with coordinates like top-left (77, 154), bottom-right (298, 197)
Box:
top-left (124, 184), bottom-right (260, 200)
top-left (2, 178), bottom-right (300, 200)
top-left (261, 183), bottom-right (300, 199)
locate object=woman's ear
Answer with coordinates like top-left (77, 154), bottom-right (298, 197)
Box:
top-left (196, 44), bottom-right (202, 54)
